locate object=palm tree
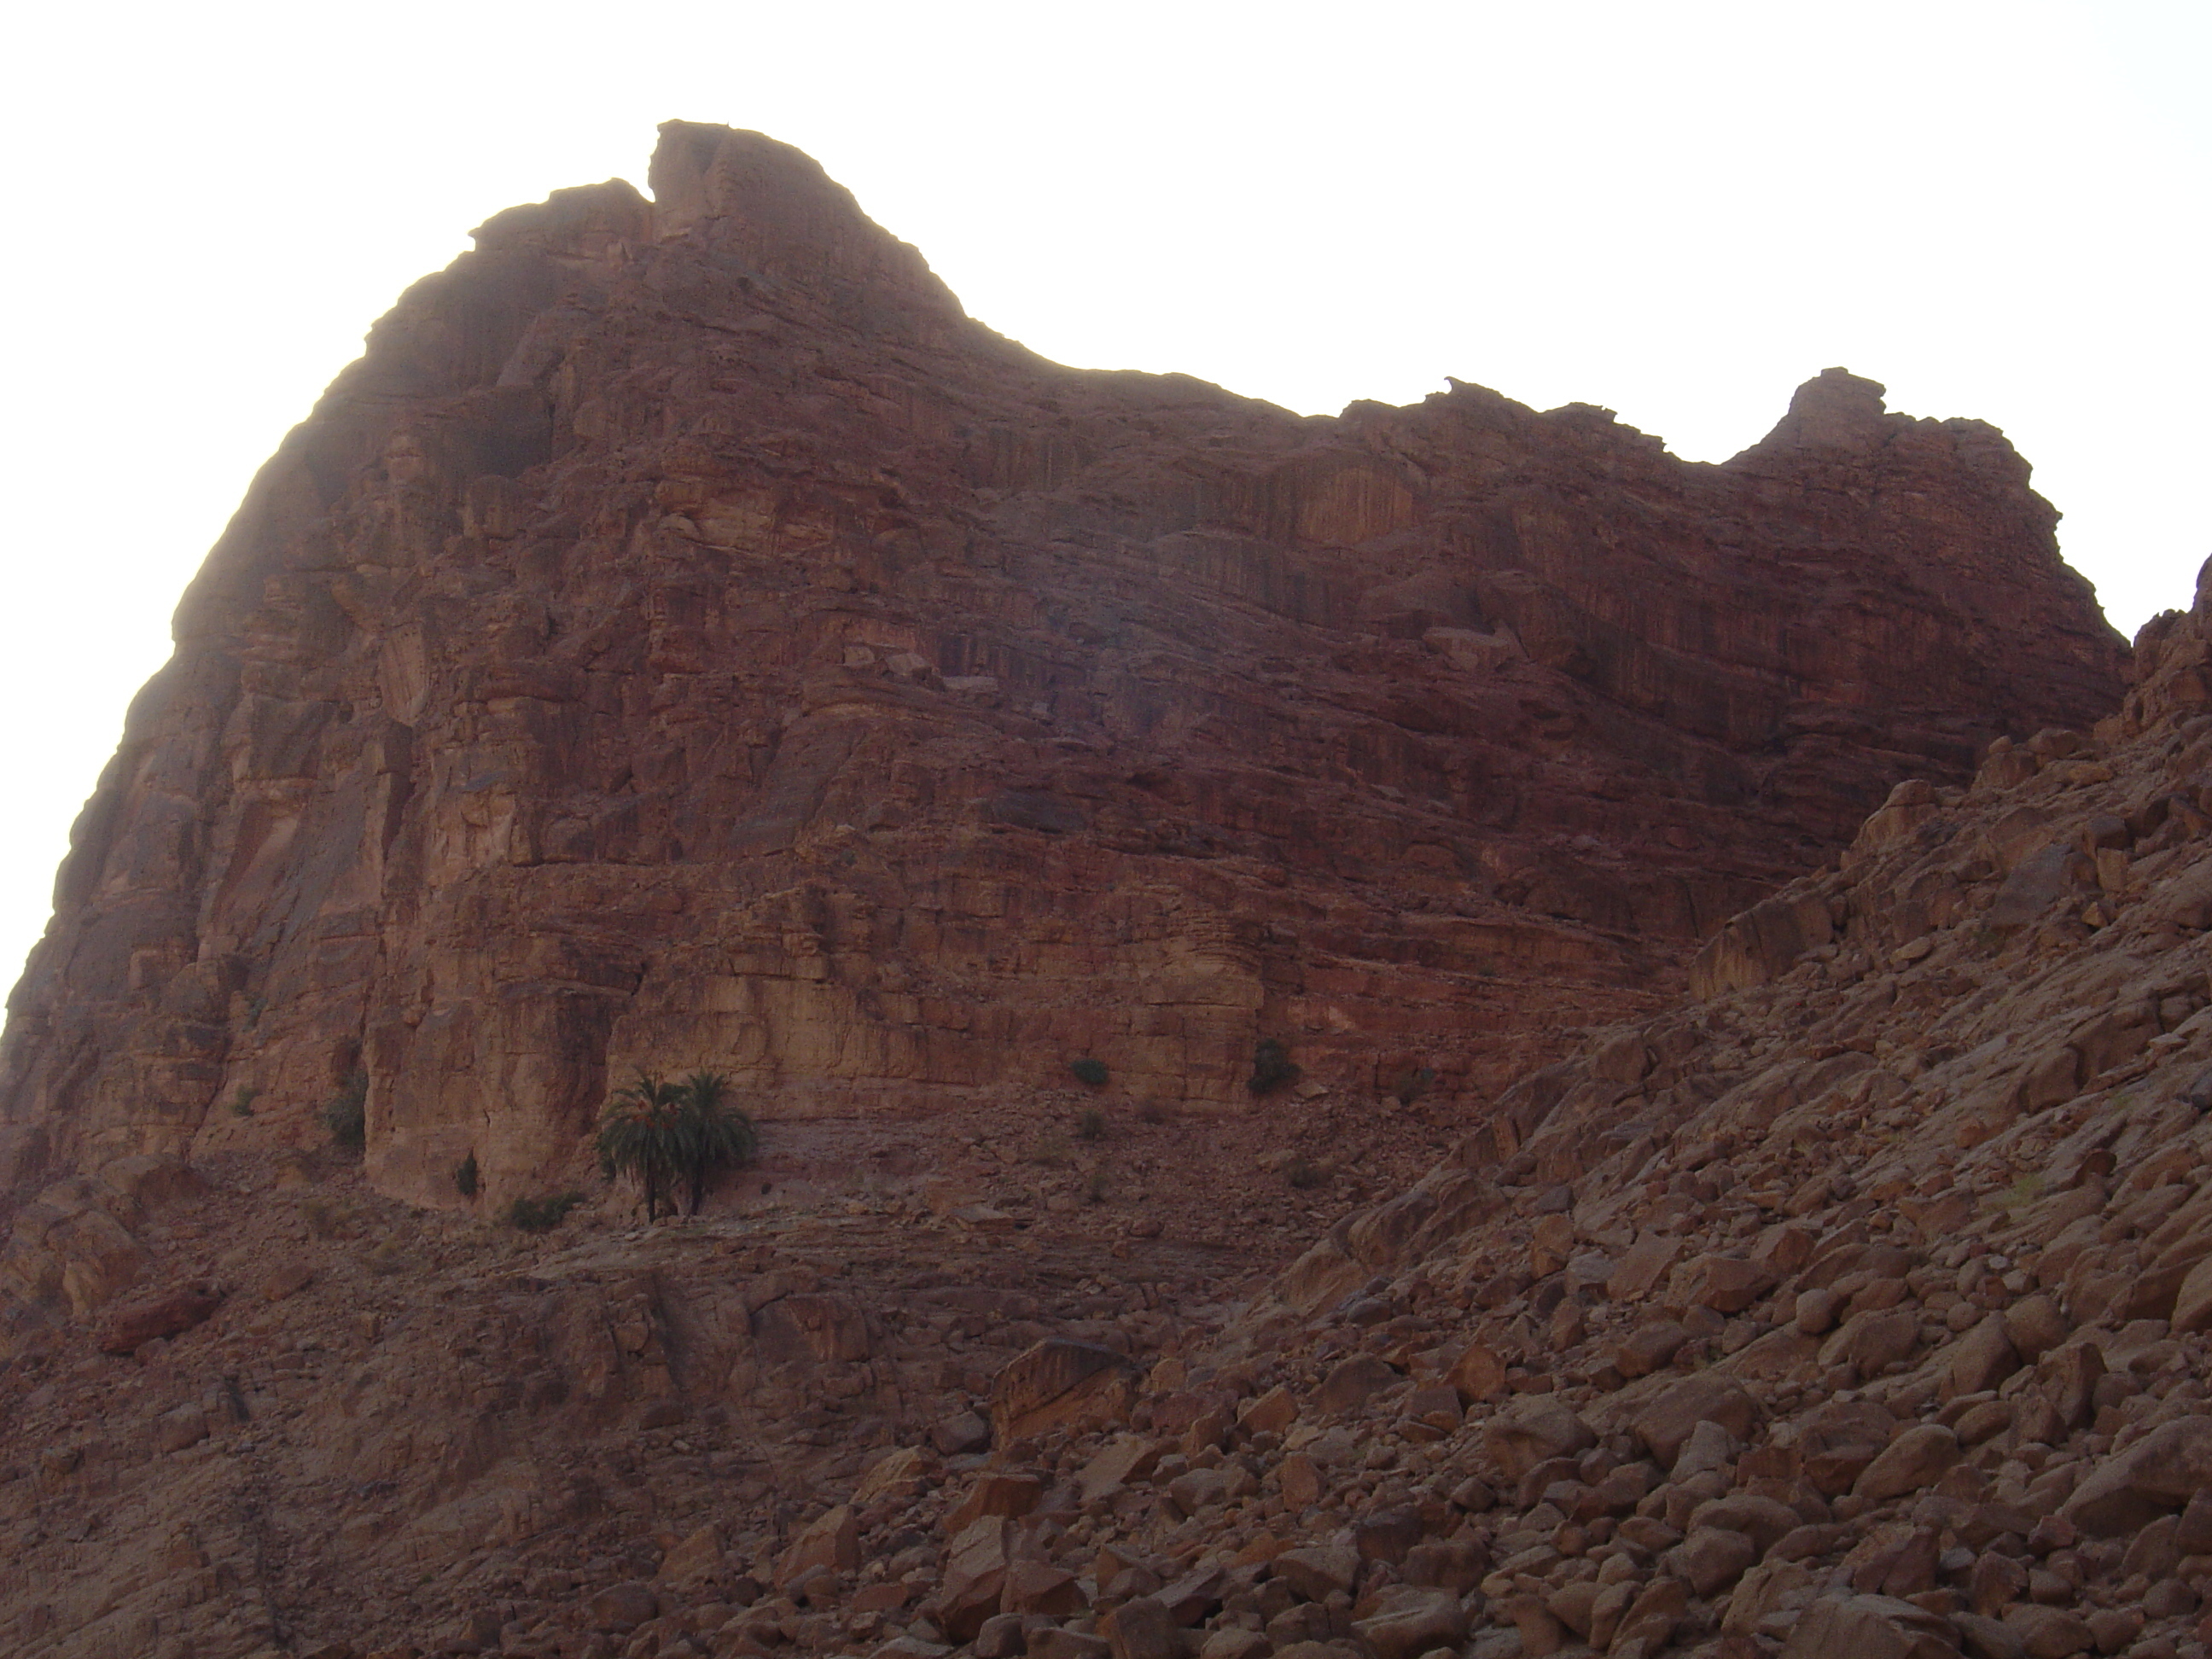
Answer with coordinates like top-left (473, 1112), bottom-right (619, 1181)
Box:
top-left (596, 1070), bottom-right (687, 1220)
top-left (594, 1068), bottom-right (758, 1221)
top-left (675, 1069), bottom-right (755, 1215)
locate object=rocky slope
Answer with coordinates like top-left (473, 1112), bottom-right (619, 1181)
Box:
top-left (0, 123), bottom-right (2122, 1221)
top-left (1, 568), bottom-right (2203, 1659)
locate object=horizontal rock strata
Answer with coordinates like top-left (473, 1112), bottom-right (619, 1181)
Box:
top-left (0, 568), bottom-right (2205, 1658)
top-left (0, 125), bottom-right (2122, 1218)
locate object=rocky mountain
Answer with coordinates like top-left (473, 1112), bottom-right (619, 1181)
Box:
top-left (0, 124), bottom-right (2178, 1659)
top-left (0, 123), bottom-right (2120, 1218)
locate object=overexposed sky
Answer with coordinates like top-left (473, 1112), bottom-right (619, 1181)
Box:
top-left (0, 0), bottom-right (2205, 990)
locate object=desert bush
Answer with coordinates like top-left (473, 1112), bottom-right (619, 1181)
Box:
top-left (1075, 1109), bottom-right (1107, 1142)
top-left (1029, 1131), bottom-right (1074, 1169)
top-left (509, 1191), bottom-right (584, 1232)
top-left (1391, 1066), bottom-right (1436, 1107)
top-left (364, 1237), bottom-right (409, 1277)
top-left (452, 1152), bottom-right (479, 1199)
top-left (1085, 1168), bottom-right (1110, 1203)
top-left (1247, 1039), bottom-right (1301, 1097)
top-left (1284, 1156), bottom-right (1326, 1190)
top-left (323, 1070), bottom-right (368, 1153)
top-left (596, 1068), bottom-right (755, 1220)
top-left (228, 1086), bottom-right (258, 1120)
top-left (1069, 1057), bottom-right (1109, 1088)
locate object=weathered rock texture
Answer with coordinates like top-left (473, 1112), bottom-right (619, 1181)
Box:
top-left (3, 578), bottom-right (2209, 1659)
top-left (0, 122), bottom-right (2122, 1217)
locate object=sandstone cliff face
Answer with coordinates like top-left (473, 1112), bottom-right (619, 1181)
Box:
top-left (0, 122), bottom-right (2123, 1214)
top-left (0, 589), bottom-right (2203, 1659)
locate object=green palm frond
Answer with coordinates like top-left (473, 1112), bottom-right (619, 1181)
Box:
top-left (595, 1067), bottom-right (757, 1220)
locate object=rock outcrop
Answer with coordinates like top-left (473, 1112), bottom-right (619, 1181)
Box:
top-left (0, 124), bottom-right (2172, 1659)
top-left (0, 125), bottom-right (2122, 1219)
top-left (0, 572), bottom-right (2204, 1659)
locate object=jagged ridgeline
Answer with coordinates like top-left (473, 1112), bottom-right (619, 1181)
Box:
top-left (0, 122), bottom-right (2122, 1213)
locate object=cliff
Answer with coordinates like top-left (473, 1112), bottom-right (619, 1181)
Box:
top-left (0, 122), bottom-right (2125, 1215)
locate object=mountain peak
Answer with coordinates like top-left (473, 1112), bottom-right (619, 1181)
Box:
top-left (644, 119), bottom-right (963, 324)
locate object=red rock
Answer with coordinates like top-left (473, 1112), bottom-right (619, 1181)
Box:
top-left (1075, 1435), bottom-right (1161, 1503)
top-left (1781, 1593), bottom-right (1961, 1659)
top-left (1278, 1454), bottom-right (1324, 1510)
top-left (1667, 1527), bottom-right (1758, 1596)
top-left (774, 1504), bottom-right (859, 1587)
top-left (1615, 1318), bottom-right (1691, 1379)
top-left (0, 125), bottom-right (2122, 1207)
top-left (1943, 1315), bottom-right (2022, 1401)
top-left (942, 1474), bottom-right (1041, 1534)
top-left (1485, 1400), bottom-right (1597, 1480)
top-left (933, 1411), bottom-right (992, 1455)
top-left (2061, 1416), bottom-right (2212, 1534)
top-left (1798, 1400), bottom-right (1899, 1496)
top-left (1002, 1561), bottom-right (1086, 1617)
top-left (1101, 1597), bottom-right (1182, 1659)
top-left (1237, 1383), bottom-right (1297, 1434)
top-left (1680, 1254), bottom-right (1777, 1314)
top-left (1854, 1425), bottom-right (1960, 1504)
top-left (588, 1583), bottom-right (661, 1634)
top-left (1445, 1342), bottom-right (1508, 1404)
top-left (935, 1517), bottom-right (1013, 1643)
top-left (1351, 1586), bottom-right (1466, 1659)
top-left (989, 1341), bottom-right (1138, 1443)
top-left (1271, 1545), bottom-right (1360, 1602)
top-left (1402, 1539), bottom-right (1487, 1592)
top-left (97, 1289), bottom-right (221, 1354)
top-left (1607, 1231), bottom-right (1685, 1302)
top-left (1624, 1371), bottom-right (1758, 1469)
top-left (1315, 1354), bottom-right (1398, 1414)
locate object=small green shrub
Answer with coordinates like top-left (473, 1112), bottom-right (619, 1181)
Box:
top-left (1248, 1039), bottom-right (1301, 1097)
top-left (1085, 1168), bottom-right (1110, 1203)
top-left (364, 1237), bottom-right (409, 1277)
top-left (1136, 1100), bottom-right (1167, 1125)
top-left (1069, 1057), bottom-right (1109, 1088)
top-left (509, 1191), bottom-right (584, 1232)
top-left (323, 1070), bottom-right (368, 1153)
top-left (1030, 1132), bottom-right (1074, 1169)
top-left (1075, 1109), bottom-right (1107, 1142)
top-left (228, 1086), bottom-right (258, 1120)
top-left (452, 1153), bottom-right (479, 1199)
top-left (1391, 1066), bottom-right (1436, 1107)
top-left (1285, 1156), bottom-right (1326, 1190)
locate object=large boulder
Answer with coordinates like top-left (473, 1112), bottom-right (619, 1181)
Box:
top-left (988, 1340), bottom-right (1138, 1444)
top-left (2062, 1416), bottom-right (2212, 1534)
top-left (1351, 1587), bottom-right (1466, 1659)
top-left (1627, 1371), bottom-right (1759, 1469)
top-left (98, 1288), bottom-right (222, 1354)
top-left (1854, 1424), bottom-right (1961, 1503)
top-left (1484, 1401), bottom-right (1596, 1481)
top-left (1781, 1594), bottom-right (1961, 1659)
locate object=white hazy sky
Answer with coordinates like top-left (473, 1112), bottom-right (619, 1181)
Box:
top-left (0, 0), bottom-right (2205, 992)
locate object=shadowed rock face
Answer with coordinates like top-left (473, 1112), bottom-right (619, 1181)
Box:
top-left (0, 121), bottom-right (2125, 1208)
